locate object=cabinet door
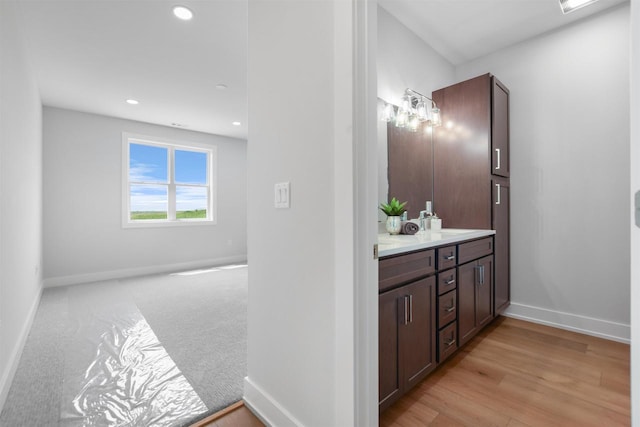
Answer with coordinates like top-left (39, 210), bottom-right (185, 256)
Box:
top-left (457, 261), bottom-right (478, 346)
top-left (476, 255), bottom-right (494, 329)
top-left (399, 276), bottom-right (437, 390)
top-left (379, 288), bottom-right (401, 409)
top-left (458, 255), bottom-right (494, 346)
top-left (493, 178), bottom-right (510, 314)
top-left (433, 74), bottom-right (492, 229)
top-left (492, 77), bottom-right (510, 178)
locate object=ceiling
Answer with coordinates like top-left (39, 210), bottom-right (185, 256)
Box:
top-left (378, 0), bottom-right (628, 66)
top-left (18, 0), bottom-right (248, 139)
top-left (17, 0), bottom-right (627, 140)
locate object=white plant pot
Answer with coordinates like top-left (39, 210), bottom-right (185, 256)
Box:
top-left (386, 216), bottom-right (402, 235)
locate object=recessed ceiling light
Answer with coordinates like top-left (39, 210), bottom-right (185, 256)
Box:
top-left (173, 6), bottom-right (193, 20)
top-left (559, 0), bottom-right (599, 14)
top-left (126, 99), bottom-right (139, 105)
top-left (232, 121), bottom-right (241, 126)
top-left (216, 84), bottom-right (228, 90)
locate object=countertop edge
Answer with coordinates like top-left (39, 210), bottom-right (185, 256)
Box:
top-left (378, 229), bottom-right (496, 258)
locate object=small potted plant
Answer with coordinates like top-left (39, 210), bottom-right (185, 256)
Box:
top-left (380, 197), bottom-right (407, 235)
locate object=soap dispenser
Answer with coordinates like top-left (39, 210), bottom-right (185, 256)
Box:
top-left (430, 213), bottom-right (442, 232)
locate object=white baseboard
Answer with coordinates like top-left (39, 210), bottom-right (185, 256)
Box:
top-left (0, 285), bottom-right (42, 414)
top-left (244, 376), bottom-right (303, 427)
top-left (42, 255), bottom-right (248, 288)
top-left (504, 302), bottom-right (630, 344)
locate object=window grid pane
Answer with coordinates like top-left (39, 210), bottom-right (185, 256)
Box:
top-left (129, 143), bottom-right (169, 183)
top-left (129, 184), bottom-right (168, 220)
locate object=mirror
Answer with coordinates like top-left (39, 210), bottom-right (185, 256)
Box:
top-left (378, 99), bottom-right (434, 220)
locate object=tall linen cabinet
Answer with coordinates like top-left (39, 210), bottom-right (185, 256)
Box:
top-left (432, 73), bottom-right (511, 315)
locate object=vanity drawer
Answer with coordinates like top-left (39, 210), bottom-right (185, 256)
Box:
top-left (379, 249), bottom-right (435, 292)
top-left (458, 237), bottom-right (493, 265)
top-left (439, 321), bottom-right (458, 362)
top-left (437, 269), bottom-right (457, 295)
top-left (438, 290), bottom-right (456, 327)
top-left (437, 245), bottom-right (457, 270)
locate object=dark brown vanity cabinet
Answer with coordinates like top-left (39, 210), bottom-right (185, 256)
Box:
top-left (379, 236), bottom-right (495, 412)
top-left (432, 73), bottom-right (510, 314)
top-left (379, 275), bottom-right (437, 412)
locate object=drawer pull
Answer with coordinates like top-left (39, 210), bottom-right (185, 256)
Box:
top-left (444, 254), bottom-right (455, 261)
top-left (445, 339), bottom-right (456, 347)
top-left (445, 305), bottom-right (455, 313)
top-left (445, 278), bottom-right (455, 285)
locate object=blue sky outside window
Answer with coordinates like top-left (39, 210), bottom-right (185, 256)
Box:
top-left (175, 150), bottom-right (207, 184)
top-left (129, 143), bottom-right (168, 183)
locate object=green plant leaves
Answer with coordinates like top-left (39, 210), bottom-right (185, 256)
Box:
top-left (379, 197), bottom-right (408, 216)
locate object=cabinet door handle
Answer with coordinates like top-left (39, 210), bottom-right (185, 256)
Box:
top-left (445, 305), bottom-right (455, 313)
top-left (445, 339), bottom-right (456, 347)
top-left (403, 296), bottom-right (409, 325)
top-left (445, 278), bottom-right (455, 285)
top-left (408, 294), bottom-right (413, 324)
top-left (495, 148), bottom-right (501, 170)
top-left (495, 183), bottom-right (501, 205)
top-left (444, 254), bottom-right (455, 261)
top-left (475, 265), bottom-right (485, 286)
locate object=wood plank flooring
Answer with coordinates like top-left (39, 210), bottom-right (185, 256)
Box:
top-left (381, 316), bottom-right (630, 427)
top-left (190, 401), bottom-right (264, 427)
top-left (192, 317), bottom-right (629, 427)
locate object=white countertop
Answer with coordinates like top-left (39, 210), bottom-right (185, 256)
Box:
top-left (378, 229), bottom-right (495, 257)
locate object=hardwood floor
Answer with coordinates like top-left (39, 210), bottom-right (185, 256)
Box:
top-left (381, 316), bottom-right (630, 427)
top-left (190, 401), bottom-right (264, 427)
top-left (192, 317), bottom-right (629, 427)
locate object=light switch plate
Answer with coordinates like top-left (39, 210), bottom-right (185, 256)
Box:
top-left (275, 182), bottom-right (290, 209)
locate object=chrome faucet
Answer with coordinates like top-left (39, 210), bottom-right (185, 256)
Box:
top-left (418, 210), bottom-right (429, 232)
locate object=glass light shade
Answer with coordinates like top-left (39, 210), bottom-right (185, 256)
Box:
top-left (382, 103), bottom-right (395, 122)
top-left (559, 0), bottom-right (599, 14)
top-left (399, 95), bottom-right (411, 114)
top-left (415, 100), bottom-right (429, 122)
top-left (431, 107), bottom-right (442, 127)
top-left (395, 110), bottom-right (408, 128)
top-left (408, 115), bottom-right (420, 132)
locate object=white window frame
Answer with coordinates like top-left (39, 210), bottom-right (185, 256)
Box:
top-left (122, 132), bottom-right (217, 228)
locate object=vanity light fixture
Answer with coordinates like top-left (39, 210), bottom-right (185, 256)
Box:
top-left (381, 88), bottom-right (442, 131)
top-left (232, 121), bottom-right (241, 126)
top-left (559, 0), bottom-right (599, 14)
top-left (173, 5), bottom-right (193, 20)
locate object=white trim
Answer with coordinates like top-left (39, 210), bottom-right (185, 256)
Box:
top-left (243, 377), bottom-right (303, 427)
top-left (0, 286), bottom-right (42, 414)
top-left (352, 1), bottom-right (379, 425)
top-left (504, 302), bottom-right (630, 344)
top-left (630, 1), bottom-right (639, 424)
top-left (42, 255), bottom-right (247, 288)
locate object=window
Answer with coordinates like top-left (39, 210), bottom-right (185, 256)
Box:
top-left (122, 133), bottom-right (216, 227)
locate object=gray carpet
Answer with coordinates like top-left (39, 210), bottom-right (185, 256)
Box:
top-left (0, 265), bottom-right (247, 427)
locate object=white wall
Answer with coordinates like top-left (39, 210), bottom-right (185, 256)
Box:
top-left (42, 107), bottom-right (247, 285)
top-left (377, 7), bottom-right (456, 219)
top-left (244, 1), bottom-right (357, 425)
top-left (456, 5), bottom-right (631, 341)
top-left (0, 0), bottom-right (43, 412)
